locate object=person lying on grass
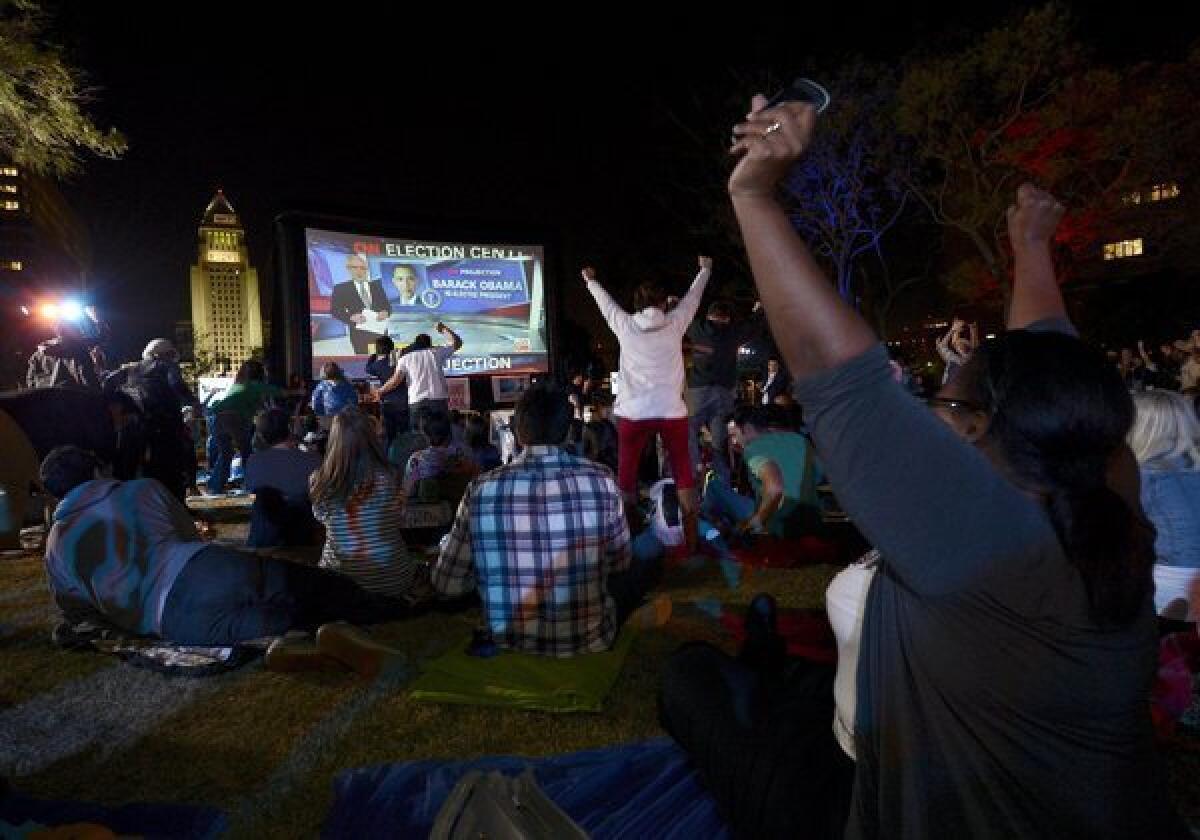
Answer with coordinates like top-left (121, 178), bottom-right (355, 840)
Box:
top-left (42, 445), bottom-right (393, 647)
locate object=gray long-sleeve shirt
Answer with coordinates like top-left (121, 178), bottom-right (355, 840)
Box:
top-left (793, 332), bottom-right (1181, 839)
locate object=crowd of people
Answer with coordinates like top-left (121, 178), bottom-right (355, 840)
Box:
top-left (16, 92), bottom-right (1200, 837)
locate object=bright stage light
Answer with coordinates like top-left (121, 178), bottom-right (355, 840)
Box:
top-left (60, 300), bottom-right (84, 320)
top-left (39, 303), bottom-right (59, 319)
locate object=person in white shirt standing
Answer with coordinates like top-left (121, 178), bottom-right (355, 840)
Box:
top-left (376, 322), bottom-right (463, 428)
top-left (584, 256), bottom-right (712, 549)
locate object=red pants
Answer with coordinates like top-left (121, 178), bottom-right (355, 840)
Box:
top-left (617, 416), bottom-right (694, 495)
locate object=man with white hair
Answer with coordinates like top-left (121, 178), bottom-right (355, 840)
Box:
top-left (102, 338), bottom-right (199, 500)
top-left (331, 253), bottom-right (392, 354)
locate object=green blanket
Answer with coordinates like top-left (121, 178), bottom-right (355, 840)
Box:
top-left (408, 627), bottom-right (637, 713)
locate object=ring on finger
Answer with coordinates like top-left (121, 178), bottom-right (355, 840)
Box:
top-left (764, 121), bottom-right (783, 136)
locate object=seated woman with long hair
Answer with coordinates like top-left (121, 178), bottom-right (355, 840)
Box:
top-left (659, 96), bottom-right (1185, 838)
top-left (310, 409), bottom-right (415, 601)
top-left (1129, 390), bottom-right (1200, 623)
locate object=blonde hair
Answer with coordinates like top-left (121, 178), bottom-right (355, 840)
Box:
top-left (1129, 391), bottom-right (1200, 468)
top-left (309, 409), bottom-right (394, 504)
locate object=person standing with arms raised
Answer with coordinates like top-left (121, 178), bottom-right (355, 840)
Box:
top-left (583, 256), bottom-right (711, 548)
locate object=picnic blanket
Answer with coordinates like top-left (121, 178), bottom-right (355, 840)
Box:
top-left (323, 738), bottom-right (729, 839)
top-left (407, 625), bottom-right (637, 713)
top-left (53, 618), bottom-right (264, 677)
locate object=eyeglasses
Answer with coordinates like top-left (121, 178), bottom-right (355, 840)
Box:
top-left (924, 396), bottom-right (985, 412)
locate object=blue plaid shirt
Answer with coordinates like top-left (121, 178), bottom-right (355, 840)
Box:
top-left (432, 445), bottom-right (631, 656)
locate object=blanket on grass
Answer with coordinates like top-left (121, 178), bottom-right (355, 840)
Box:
top-left (323, 738), bottom-right (728, 839)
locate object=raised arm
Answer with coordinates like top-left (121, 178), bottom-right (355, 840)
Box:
top-left (673, 256), bottom-right (713, 325)
top-left (727, 94), bottom-right (1045, 593)
top-left (727, 97), bottom-right (876, 378)
top-left (582, 266), bottom-right (630, 335)
top-left (935, 329), bottom-right (957, 363)
top-left (734, 301), bottom-right (767, 345)
top-left (1006, 184), bottom-right (1067, 330)
top-left (1136, 340), bottom-right (1158, 372)
top-left (437, 322), bottom-right (463, 352)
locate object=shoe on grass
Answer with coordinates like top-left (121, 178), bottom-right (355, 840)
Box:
top-left (316, 622), bottom-right (401, 679)
top-left (264, 638), bottom-right (344, 673)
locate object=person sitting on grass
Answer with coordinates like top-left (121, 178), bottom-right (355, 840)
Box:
top-left (465, 414), bottom-right (502, 472)
top-left (310, 362), bottom-right (358, 424)
top-left (311, 409), bottom-right (416, 601)
top-left (701, 404), bottom-right (820, 541)
top-left (401, 409), bottom-right (479, 505)
top-left (41, 445), bottom-right (387, 647)
top-left (431, 383), bottom-right (669, 657)
top-left (244, 407), bottom-right (322, 549)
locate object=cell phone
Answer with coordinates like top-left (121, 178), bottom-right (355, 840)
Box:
top-left (764, 77), bottom-right (831, 114)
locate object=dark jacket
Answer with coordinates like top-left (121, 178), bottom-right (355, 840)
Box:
top-left (686, 312), bottom-right (766, 389)
top-left (330, 280), bottom-right (392, 328)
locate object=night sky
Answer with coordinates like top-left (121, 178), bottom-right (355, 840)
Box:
top-left (44, 2), bottom-right (1195, 367)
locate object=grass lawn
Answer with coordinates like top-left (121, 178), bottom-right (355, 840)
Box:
top-left (2, 522), bottom-right (1198, 838)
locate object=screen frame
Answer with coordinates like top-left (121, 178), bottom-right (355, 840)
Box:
top-left (272, 210), bottom-right (561, 390)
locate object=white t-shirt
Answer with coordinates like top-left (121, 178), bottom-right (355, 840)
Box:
top-left (825, 551), bottom-right (879, 760)
top-left (397, 345), bottom-right (456, 403)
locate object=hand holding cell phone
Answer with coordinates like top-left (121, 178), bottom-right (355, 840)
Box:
top-left (762, 77), bottom-right (831, 113)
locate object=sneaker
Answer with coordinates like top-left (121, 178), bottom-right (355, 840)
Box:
top-left (315, 622), bottom-right (401, 679)
top-left (264, 638), bottom-right (344, 673)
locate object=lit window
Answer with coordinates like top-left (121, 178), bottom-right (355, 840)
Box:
top-left (1121, 191), bottom-right (1142, 206)
top-left (1150, 182), bottom-right (1180, 201)
top-left (0, 167), bottom-right (17, 177)
top-left (1102, 238), bottom-right (1144, 260)
top-left (0, 185), bottom-right (15, 193)
top-left (2, 260), bottom-right (21, 271)
top-left (2, 200), bottom-right (19, 210)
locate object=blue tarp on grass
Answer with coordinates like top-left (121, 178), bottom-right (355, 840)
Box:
top-left (1, 791), bottom-right (226, 839)
top-left (323, 738), bottom-right (729, 839)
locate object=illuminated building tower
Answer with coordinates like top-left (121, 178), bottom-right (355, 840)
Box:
top-left (0, 163), bottom-right (91, 296)
top-left (188, 190), bottom-right (263, 374)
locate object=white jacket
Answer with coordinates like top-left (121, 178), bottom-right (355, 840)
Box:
top-left (587, 267), bottom-right (710, 420)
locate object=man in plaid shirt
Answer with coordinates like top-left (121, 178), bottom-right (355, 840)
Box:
top-left (432, 383), bottom-right (665, 656)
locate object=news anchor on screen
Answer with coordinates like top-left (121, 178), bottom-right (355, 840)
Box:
top-left (331, 253), bottom-right (392, 354)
